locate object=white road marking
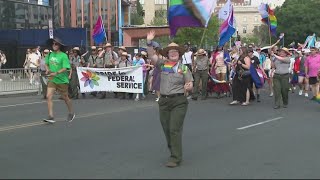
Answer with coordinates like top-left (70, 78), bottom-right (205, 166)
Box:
top-left (0, 104), bottom-right (154, 132)
top-left (0, 100), bottom-right (59, 108)
top-left (237, 117), bottom-right (284, 130)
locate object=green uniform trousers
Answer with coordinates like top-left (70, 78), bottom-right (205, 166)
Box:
top-left (273, 74), bottom-right (290, 106)
top-left (69, 69), bottom-right (79, 98)
top-left (193, 70), bottom-right (209, 98)
top-left (158, 95), bottom-right (188, 163)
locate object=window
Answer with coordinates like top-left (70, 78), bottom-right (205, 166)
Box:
top-left (243, 17), bottom-right (247, 22)
top-left (243, 26), bottom-right (247, 34)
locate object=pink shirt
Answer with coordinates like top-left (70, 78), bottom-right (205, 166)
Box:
top-left (305, 54), bottom-right (320, 77)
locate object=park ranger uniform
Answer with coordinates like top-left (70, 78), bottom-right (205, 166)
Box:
top-left (157, 58), bottom-right (193, 165)
top-left (192, 49), bottom-right (210, 100)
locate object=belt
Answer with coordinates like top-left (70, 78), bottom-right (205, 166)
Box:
top-left (161, 93), bottom-right (184, 98)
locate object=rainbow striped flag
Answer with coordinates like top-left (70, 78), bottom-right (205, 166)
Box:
top-left (162, 61), bottom-right (178, 73)
top-left (168, 0), bottom-right (217, 36)
top-left (218, 5), bottom-right (236, 47)
top-left (258, 3), bottom-right (277, 36)
top-left (92, 16), bottom-right (106, 44)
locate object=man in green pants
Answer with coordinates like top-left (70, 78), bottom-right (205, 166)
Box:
top-left (147, 31), bottom-right (194, 168)
top-left (192, 49), bottom-right (210, 100)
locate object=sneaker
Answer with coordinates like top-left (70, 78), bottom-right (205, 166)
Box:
top-left (305, 93), bottom-right (309, 98)
top-left (135, 98), bottom-right (140, 101)
top-left (269, 92), bottom-right (274, 97)
top-left (43, 116), bottom-right (55, 124)
top-left (298, 90), bottom-right (303, 96)
top-left (152, 90), bottom-right (156, 95)
top-left (187, 95), bottom-right (192, 100)
top-left (67, 113), bottom-right (75, 122)
top-left (155, 98), bottom-right (159, 102)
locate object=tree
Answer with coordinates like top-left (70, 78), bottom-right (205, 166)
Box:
top-left (149, 8), bottom-right (167, 26)
top-left (173, 16), bottom-right (219, 49)
top-left (131, 0), bottom-right (144, 25)
top-left (252, 25), bottom-right (270, 46)
top-left (275, 0), bottom-right (320, 46)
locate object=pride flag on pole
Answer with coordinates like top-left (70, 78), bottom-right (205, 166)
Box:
top-left (258, 3), bottom-right (277, 36)
top-left (218, 5), bottom-right (236, 47)
top-left (92, 16), bottom-right (107, 44)
top-left (168, 0), bottom-right (217, 36)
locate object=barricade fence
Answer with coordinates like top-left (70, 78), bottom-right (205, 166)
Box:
top-left (0, 68), bottom-right (42, 95)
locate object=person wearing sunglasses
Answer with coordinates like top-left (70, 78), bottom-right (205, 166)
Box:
top-left (43, 37), bottom-right (75, 124)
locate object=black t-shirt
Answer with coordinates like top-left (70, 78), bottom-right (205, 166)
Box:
top-left (251, 56), bottom-right (260, 69)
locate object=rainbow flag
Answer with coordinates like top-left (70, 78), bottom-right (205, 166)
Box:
top-left (92, 16), bottom-right (106, 44)
top-left (258, 3), bottom-right (277, 36)
top-left (168, 0), bottom-right (217, 36)
top-left (218, 5), bottom-right (236, 47)
top-left (162, 61), bottom-right (178, 73)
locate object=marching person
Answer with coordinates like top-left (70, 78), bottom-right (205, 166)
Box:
top-left (305, 47), bottom-right (320, 100)
top-left (271, 47), bottom-right (291, 109)
top-left (230, 47), bottom-right (251, 106)
top-left (28, 47), bottom-right (40, 85)
top-left (69, 47), bottom-right (84, 99)
top-left (147, 31), bottom-right (193, 168)
top-left (115, 52), bottom-right (132, 99)
top-left (43, 37), bottom-right (75, 123)
top-left (87, 46), bottom-right (103, 97)
top-left (0, 50), bottom-right (6, 70)
top-left (39, 49), bottom-right (50, 99)
top-left (192, 49), bottom-right (210, 100)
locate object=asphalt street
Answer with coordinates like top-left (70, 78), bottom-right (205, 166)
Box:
top-left (0, 90), bottom-right (319, 179)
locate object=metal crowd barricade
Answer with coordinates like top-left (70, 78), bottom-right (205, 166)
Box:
top-left (0, 68), bottom-right (42, 95)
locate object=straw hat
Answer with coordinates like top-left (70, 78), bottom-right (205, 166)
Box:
top-left (73, 47), bottom-right (80, 51)
top-left (91, 46), bottom-right (97, 50)
top-left (118, 46), bottom-right (127, 52)
top-left (195, 49), bottom-right (206, 56)
top-left (121, 52), bottom-right (129, 57)
top-left (105, 43), bottom-right (112, 47)
top-left (160, 42), bottom-right (185, 57)
top-left (43, 49), bottom-right (50, 53)
top-left (279, 47), bottom-right (291, 55)
top-left (98, 47), bottom-right (103, 51)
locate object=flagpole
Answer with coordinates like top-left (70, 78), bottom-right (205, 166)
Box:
top-left (199, 28), bottom-right (207, 48)
top-left (267, 4), bottom-right (272, 46)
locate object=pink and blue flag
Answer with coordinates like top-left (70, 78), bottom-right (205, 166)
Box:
top-left (92, 16), bottom-right (106, 44)
top-left (168, 0), bottom-right (217, 36)
top-left (218, 5), bottom-right (236, 47)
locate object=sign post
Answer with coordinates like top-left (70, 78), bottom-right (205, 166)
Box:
top-left (48, 20), bottom-right (53, 39)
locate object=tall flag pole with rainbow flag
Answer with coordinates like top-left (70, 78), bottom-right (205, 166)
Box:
top-left (168, 0), bottom-right (217, 37)
top-left (92, 15), bottom-right (107, 45)
top-left (258, 3), bottom-right (277, 45)
top-left (218, 5), bottom-right (236, 47)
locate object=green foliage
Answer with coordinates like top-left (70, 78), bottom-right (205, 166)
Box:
top-left (241, 35), bottom-right (260, 46)
top-left (149, 8), bottom-right (167, 26)
top-left (173, 16), bottom-right (219, 48)
top-left (275, 0), bottom-right (320, 46)
top-left (252, 25), bottom-right (270, 46)
top-left (131, 0), bottom-right (144, 25)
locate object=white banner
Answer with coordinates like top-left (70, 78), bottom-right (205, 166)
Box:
top-left (77, 66), bottom-right (143, 93)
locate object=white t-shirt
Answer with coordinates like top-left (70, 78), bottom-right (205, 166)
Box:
top-left (28, 53), bottom-right (39, 68)
top-left (289, 57), bottom-right (295, 74)
top-left (182, 51), bottom-right (193, 65)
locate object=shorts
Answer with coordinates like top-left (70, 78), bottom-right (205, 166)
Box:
top-left (216, 66), bottom-right (227, 74)
top-left (298, 72), bottom-right (306, 77)
top-left (48, 82), bottom-right (68, 95)
top-left (30, 68), bottom-right (38, 73)
top-left (308, 77), bottom-right (319, 85)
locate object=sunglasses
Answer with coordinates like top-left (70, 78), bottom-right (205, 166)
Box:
top-left (52, 42), bottom-right (60, 46)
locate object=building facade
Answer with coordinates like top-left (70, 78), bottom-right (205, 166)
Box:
top-left (136, 0), bottom-right (167, 26)
top-left (53, 0), bottom-right (130, 46)
top-left (0, 0), bottom-right (53, 30)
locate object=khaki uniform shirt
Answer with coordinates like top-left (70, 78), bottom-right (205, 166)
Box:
top-left (274, 57), bottom-right (290, 75)
top-left (118, 59), bottom-right (132, 68)
top-left (104, 51), bottom-right (118, 66)
top-left (88, 55), bottom-right (104, 68)
top-left (158, 59), bottom-right (193, 95)
top-left (195, 56), bottom-right (210, 70)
